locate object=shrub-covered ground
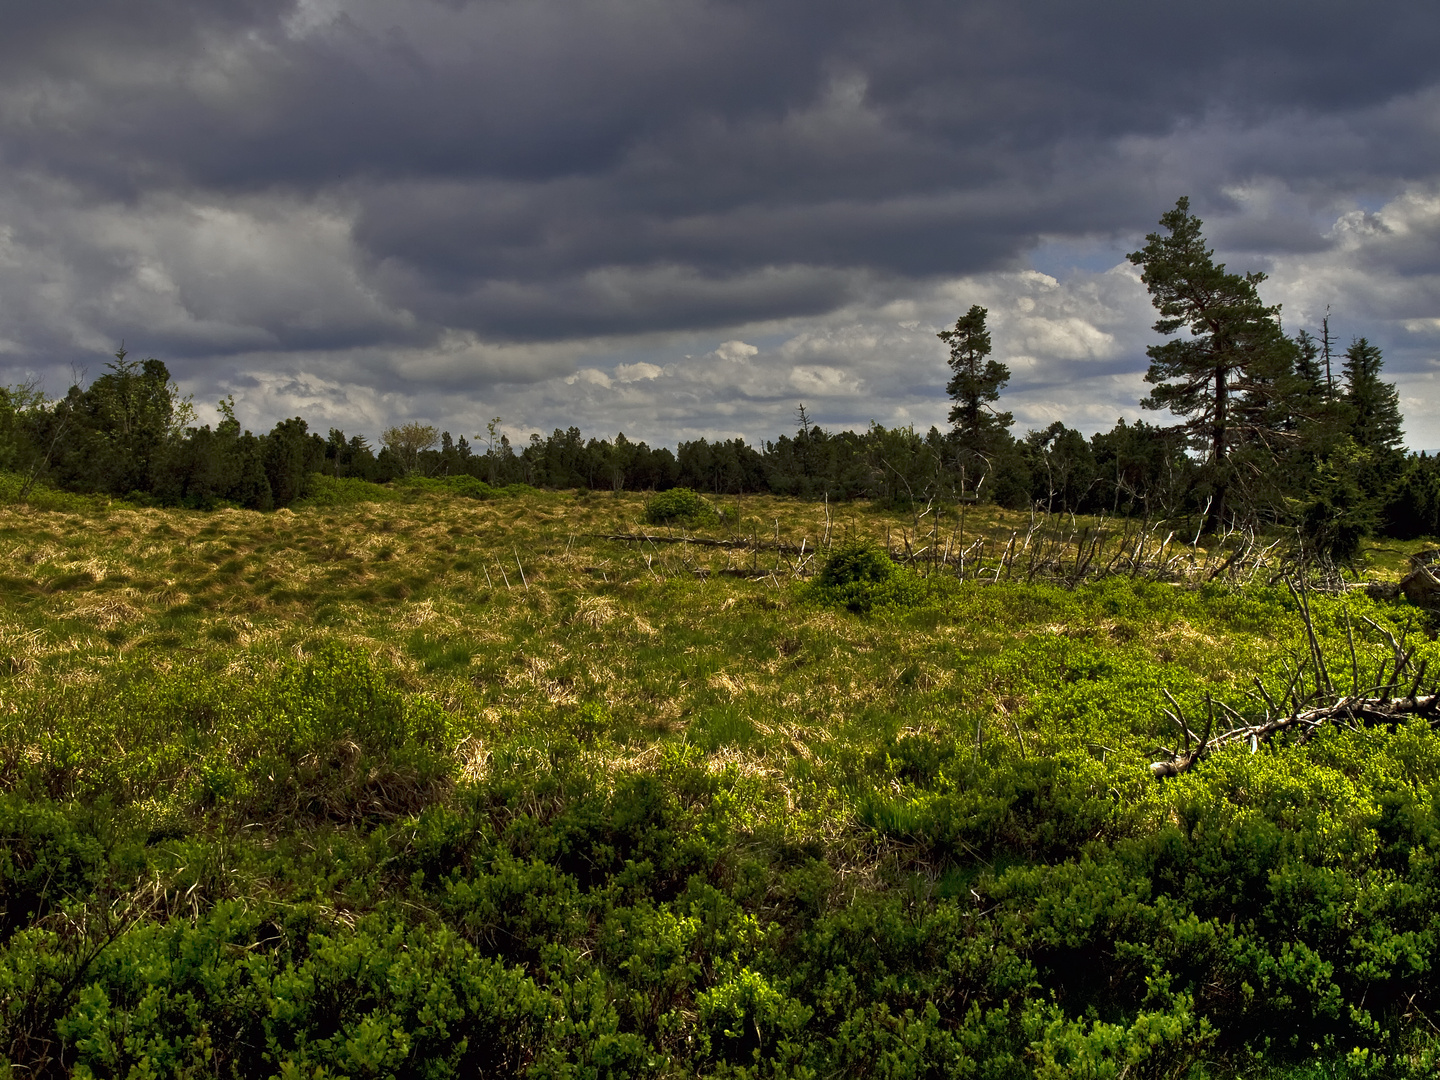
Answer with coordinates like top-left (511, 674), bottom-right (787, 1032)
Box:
top-left (0, 483), bottom-right (1437, 1077)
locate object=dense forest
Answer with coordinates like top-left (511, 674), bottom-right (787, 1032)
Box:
top-left (0, 200), bottom-right (1436, 556)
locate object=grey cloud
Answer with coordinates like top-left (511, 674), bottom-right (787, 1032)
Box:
top-left (2, 0), bottom-right (1440, 445)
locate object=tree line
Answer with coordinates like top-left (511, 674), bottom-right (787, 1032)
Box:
top-left (0, 198), bottom-right (1435, 555)
top-left (0, 360), bottom-right (1206, 522)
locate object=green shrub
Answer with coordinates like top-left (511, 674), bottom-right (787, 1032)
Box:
top-left (817, 539), bottom-right (896, 589)
top-left (49, 906), bottom-right (553, 1079)
top-left (409, 474), bottom-right (494, 500)
top-left (643, 487), bottom-right (720, 526)
top-left (295, 473), bottom-right (402, 507)
top-left (398, 475), bottom-right (538, 501)
top-left (0, 471), bottom-right (114, 513)
top-left (258, 643), bottom-right (454, 769)
top-left (809, 539), bottom-right (928, 613)
top-left (241, 643), bottom-right (457, 818)
top-left (0, 796), bottom-right (107, 940)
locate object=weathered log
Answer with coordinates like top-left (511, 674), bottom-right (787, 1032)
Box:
top-left (1363, 581), bottom-right (1401, 602)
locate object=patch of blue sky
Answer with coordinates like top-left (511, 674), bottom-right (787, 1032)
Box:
top-left (1026, 237), bottom-right (1132, 280)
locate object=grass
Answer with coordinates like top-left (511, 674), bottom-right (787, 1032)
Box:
top-left (0, 485), bottom-right (1437, 1076)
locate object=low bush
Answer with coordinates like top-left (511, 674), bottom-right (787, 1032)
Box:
top-left (0, 472), bottom-right (114, 514)
top-left (295, 473), bottom-right (402, 507)
top-left (2, 644), bottom-right (458, 825)
top-left (399, 475), bottom-right (539, 500)
top-left (808, 539), bottom-right (929, 613)
top-left (817, 539), bottom-right (896, 589)
top-left (643, 487), bottom-right (720, 526)
top-left (261, 642), bottom-right (453, 762)
top-left (0, 796), bottom-right (108, 941)
top-left (0, 492), bottom-right (1435, 1075)
top-left (402, 474), bottom-right (494, 500)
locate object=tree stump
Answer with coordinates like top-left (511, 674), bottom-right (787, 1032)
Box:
top-left (1401, 556), bottom-right (1440, 609)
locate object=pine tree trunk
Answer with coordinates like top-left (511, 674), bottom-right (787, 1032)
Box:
top-left (1207, 365), bottom-right (1228, 532)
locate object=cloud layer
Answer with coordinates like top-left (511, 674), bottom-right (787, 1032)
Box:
top-left (2, 0), bottom-right (1439, 447)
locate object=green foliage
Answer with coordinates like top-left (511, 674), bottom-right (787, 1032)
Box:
top-left (1130, 197), bottom-right (1301, 528)
top-left (1383, 454), bottom-right (1440, 540)
top-left (1298, 439), bottom-right (1377, 564)
top-left (48, 907), bottom-right (553, 1078)
top-left (0, 796), bottom-right (107, 940)
top-left (400, 475), bottom-right (538, 500)
top-left (298, 473), bottom-right (541, 508)
top-left (0, 386), bottom-right (36, 475)
top-left (296, 472), bottom-right (403, 507)
top-left (1342, 338), bottom-right (1405, 455)
top-left (263, 417), bottom-right (323, 506)
top-left (0, 472), bottom-right (114, 512)
top-left (0, 494), bottom-right (1438, 1075)
top-left (817, 539), bottom-right (896, 588)
top-left (46, 354), bottom-right (191, 498)
top-left (0, 339), bottom-right (1424, 534)
top-left (809, 540), bottom-right (928, 613)
top-left (400, 473), bottom-right (497, 499)
top-left (644, 486), bottom-right (722, 526)
top-left (940, 304), bottom-right (1013, 458)
top-left (263, 643), bottom-right (452, 760)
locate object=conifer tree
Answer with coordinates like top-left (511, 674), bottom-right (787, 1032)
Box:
top-left (1128, 197), bottom-right (1296, 528)
top-left (1341, 337), bottom-right (1404, 453)
top-left (939, 305), bottom-right (1012, 449)
top-left (1293, 329), bottom-right (1329, 397)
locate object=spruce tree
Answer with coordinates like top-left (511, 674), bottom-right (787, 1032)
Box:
top-left (1293, 336), bottom-right (1405, 562)
top-left (939, 304), bottom-right (1016, 501)
top-left (1293, 329), bottom-right (1328, 396)
top-left (1342, 337), bottom-right (1404, 453)
top-left (939, 305), bottom-right (1012, 449)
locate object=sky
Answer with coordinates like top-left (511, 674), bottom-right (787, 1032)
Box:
top-left (3, 0), bottom-right (1440, 451)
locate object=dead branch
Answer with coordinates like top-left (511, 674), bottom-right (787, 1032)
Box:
top-left (1151, 580), bottom-right (1440, 778)
top-left (1151, 692), bottom-right (1440, 778)
top-left (592, 532), bottom-right (809, 554)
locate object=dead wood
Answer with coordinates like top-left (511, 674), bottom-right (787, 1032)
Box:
top-left (592, 532), bottom-right (810, 554)
top-left (1150, 576), bottom-right (1440, 778)
top-left (1150, 692), bottom-right (1440, 777)
top-left (1401, 561), bottom-right (1440, 609)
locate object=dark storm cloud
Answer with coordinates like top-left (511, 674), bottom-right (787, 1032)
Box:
top-left (3, 0), bottom-right (1440, 441)
top-left (10, 2), bottom-right (1439, 197)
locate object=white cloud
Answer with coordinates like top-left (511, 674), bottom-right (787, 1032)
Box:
top-left (0, 175), bottom-right (413, 362)
top-left (613, 361), bottom-right (665, 382)
top-left (564, 368), bottom-right (613, 389)
top-left (712, 340), bottom-right (758, 362)
top-left (1255, 184), bottom-right (1440, 447)
top-left (3, 163), bottom-right (1436, 451)
top-left (788, 365), bottom-right (863, 396)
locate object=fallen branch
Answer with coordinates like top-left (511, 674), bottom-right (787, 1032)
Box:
top-left (593, 532), bottom-right (810, 554)
top-left (1151, 692), bottom-right (1440, 777)
top-left (1150, 579), bottom-right (1440, 778)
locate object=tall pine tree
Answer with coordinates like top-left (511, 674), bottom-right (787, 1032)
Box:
top-left (1293, 329), bottom-right (1330, 397)
top-left (939, 304), bottom-right (1015, 499)
top-left (939, 305), bottom-right (1012, 449)
top-left (1128, 197), bottom-right (1297, 529)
